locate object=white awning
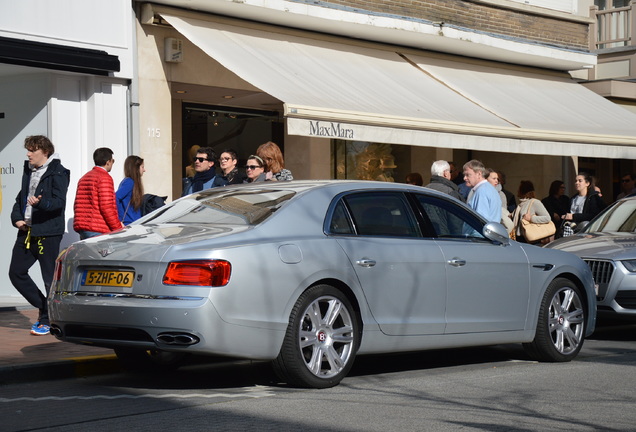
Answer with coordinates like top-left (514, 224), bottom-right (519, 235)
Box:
top-left (160, 11), bottom-right (636, 158)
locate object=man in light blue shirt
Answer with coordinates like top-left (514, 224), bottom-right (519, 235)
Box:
top-left (463, 159), bottom-right (501, 223)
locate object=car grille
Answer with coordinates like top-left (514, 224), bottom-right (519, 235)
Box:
top-left (583, 259), bottom-right (614, 301)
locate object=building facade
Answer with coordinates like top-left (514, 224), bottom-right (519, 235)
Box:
top-left (0, 0), bottom-right (135, 298)
top-left (135, 0), bottom-right (636, 201)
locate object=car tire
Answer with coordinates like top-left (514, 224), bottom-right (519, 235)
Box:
top-left (523, 277), bottom-right (586, 362)
top-left (114, 348), bottom-right (188, 372)
top-left (273, 284), bottom-right (359, 388)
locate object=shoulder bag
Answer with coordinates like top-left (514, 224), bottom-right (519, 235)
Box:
top-left (521, 199), bottom-right (556, 242)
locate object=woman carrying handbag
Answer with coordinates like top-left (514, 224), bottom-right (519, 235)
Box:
top-left (512, 181), bottom-right (555, 244)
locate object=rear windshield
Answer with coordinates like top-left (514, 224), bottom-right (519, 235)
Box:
top-left (141, 188), bottom-right (296, 225)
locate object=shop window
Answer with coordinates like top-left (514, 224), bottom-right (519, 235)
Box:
top-left (181, 103), bottom-right (282, 177)
top-left (333, 140), bottom-right (397, 182)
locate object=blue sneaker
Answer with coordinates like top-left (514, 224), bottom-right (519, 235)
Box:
top-left (30, 324), bottom-right (50, 336)
top-left (31, 321), bottom-right (40, 331)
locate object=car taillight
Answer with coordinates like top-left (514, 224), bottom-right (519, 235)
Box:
top-left (162, 260), bottom-right (231, 286)
top-left (53, 248), bottom-right (71, 283)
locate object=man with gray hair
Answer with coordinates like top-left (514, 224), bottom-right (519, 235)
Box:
top-left (463, 159), bottom-right (501, 223)
top-left (425, 160), bottom-right (464, 202)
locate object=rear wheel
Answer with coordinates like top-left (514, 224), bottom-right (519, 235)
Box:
top-left (273, 284), bottom-right (359, 388)
top-left (114, 348), bottom-right (188, 372)
top-left (524, 278), bottom-right (586, 362)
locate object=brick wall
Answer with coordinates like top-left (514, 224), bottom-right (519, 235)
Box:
top-left (319, 0), bottom-right (590, 50)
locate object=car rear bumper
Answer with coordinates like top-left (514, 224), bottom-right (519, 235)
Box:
top-left (48, 294), bottom-right (285, 359)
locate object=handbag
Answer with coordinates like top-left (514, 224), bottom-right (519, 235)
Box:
top-left (520, 200), bottom-right (556, 242)
top-left (561, 221), bottom-right (576, 238)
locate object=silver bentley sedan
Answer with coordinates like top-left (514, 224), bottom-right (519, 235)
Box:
top-left (547, 195), bottom-right (636, 319)
top-left (49, 180), bottom-right (596, 388)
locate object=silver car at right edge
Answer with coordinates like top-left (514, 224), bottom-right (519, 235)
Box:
top-left (547, 196), bottom-right (636, 318)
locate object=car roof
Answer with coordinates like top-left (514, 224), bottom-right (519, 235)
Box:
top-left (205, 179), bottom-right (449, 198)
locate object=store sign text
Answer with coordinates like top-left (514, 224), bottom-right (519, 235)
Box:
top-left (308, 121), bottom-right (354, 139)
top-left (1, 162), bottom-right (15, 175)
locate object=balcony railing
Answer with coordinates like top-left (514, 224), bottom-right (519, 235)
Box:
top-left (591, 2), bottom-right (636, 49)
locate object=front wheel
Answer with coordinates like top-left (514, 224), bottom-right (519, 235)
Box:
top-left (523, 278), bottom-right (586, 362)
top-left (273, 284), bottom-right (359, 388)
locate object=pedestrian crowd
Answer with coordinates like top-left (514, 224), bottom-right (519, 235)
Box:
top-left (9, 135), bottom-right (293, 336)
top-left (410, 159), bottom-right (624, 245)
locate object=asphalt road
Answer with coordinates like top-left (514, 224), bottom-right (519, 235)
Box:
top-left (2, 321), bottom-right (636, 432)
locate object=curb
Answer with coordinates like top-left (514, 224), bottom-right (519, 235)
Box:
top-left (0, 355), bottom-right (122, 385)
top-left (0, 305), bottom-right (33, 313)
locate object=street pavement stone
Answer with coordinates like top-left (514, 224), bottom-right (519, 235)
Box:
top-left (0, 307), bottom-right (120, 384)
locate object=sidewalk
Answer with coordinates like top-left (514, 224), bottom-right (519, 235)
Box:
top-left (0, 300), bottom-right (121, 384)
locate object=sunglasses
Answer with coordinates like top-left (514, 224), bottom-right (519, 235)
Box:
top-left (193, 157), bottom-right (209, 163)
top-left (245, 165), bottom-right (262, 170)
top-left (622, 179), bottom-right (632, 183)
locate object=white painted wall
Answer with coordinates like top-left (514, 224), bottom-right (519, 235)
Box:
top-left (0, 0), bottom-right (135, 78)
top-left (0, 72), bottom-right (129, 300)
top-left (0, 75), bottom-right (50, 300)
top-left (0, 0), bottom-right (135, 300)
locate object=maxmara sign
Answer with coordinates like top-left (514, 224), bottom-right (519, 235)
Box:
top-left (308, 121), bottom-right (355, 139)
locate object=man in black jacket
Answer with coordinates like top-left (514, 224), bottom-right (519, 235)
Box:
top-left (9, 135), bottom-right (70, 335)
top-left (425, 160), bottom-right (465, 202)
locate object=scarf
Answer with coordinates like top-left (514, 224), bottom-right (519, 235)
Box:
top-left (191, 169), bottom-right (217, 193)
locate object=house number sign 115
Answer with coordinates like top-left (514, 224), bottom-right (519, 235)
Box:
top-left (147, 128), bottom-right (161, 138)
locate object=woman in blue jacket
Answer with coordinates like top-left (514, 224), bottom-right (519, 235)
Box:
top-left (116, 155), bottom-right (145, 224)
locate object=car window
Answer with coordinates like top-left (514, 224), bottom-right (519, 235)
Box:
top-left (414, 194), bottom-right (486, 240)
top-left (340, 192), bottom-right (420, 237)
top-left (585, 199), bottom-right (636, 232)
top-left (143, 189), bottom-right (296, 225)
top-left (329, 200), bottom-right (354, 234)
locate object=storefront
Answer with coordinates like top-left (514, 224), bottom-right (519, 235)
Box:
top-left (137, 4), bottom-right (636, 200)
top-left (0, 0), bottom-right (135, 300)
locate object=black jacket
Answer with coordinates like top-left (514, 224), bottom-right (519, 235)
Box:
top-left (425, 175), bottom-right (465, 202)
top-left (569, 191), bottom-right (606, 223)
top-left (542, 194), bottom-right (570, 224)
top-left (11, 158), bottom-right (70, 237)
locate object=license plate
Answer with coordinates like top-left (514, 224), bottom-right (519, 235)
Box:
top-left (82, 270), bottom-right (135, 287)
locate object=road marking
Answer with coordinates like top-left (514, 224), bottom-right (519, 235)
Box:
top-left (0, 386), bottom-right (275, 403)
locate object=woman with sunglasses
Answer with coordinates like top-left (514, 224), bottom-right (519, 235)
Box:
top-left (244, 155), bottom-right (270, 183)
top-left (219, 149), bottom-right (245, 184)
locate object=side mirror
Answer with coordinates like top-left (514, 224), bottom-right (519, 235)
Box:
top-left (483, 222), bottom-right (510, 245)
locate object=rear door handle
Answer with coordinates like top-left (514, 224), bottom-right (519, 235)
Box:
top-left (356, 259), bottom-right (377, 267)
top-left (447, 259), bottom-right (466, 267)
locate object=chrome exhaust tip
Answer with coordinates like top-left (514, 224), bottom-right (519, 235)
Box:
top-left (156, 333), bottom-right (199, 346)
top-left (50, 325), bottom-right (63, 337)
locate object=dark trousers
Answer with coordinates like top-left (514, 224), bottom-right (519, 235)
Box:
top-left (8, 232), bottom-right (62, 326)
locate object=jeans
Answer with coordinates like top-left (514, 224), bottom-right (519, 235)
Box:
top-left (8, 233), bottom-right (62, 326)
top-left (78, 231), bottom-right (104, 240)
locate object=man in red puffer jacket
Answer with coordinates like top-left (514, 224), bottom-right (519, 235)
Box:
top-left (73, 147), bottom-right (123, 239)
